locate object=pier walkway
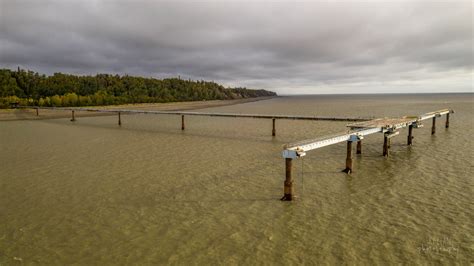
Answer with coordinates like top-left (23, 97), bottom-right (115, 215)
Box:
top-left (19, 106), bottom-right (369, 136)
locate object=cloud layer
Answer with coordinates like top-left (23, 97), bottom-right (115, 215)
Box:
top-left (0, 0), bottom-right (472, 94)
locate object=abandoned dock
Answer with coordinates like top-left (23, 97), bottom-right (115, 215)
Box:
top-left (18, 105), bottom-right (453, 202)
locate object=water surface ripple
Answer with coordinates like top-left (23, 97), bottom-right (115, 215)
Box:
top-left (1, 94), bottom-right (472, 264)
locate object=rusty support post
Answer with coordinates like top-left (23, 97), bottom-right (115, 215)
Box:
top-left (71, 110), bottom-right (76, 122)
top-left (383, 135), bottom-right (389, 157)
top-left (281, 158), bottom-right (293, 201)
top-left (181, 115), bottom-right (185, 130)
top-left (36, 108), bottom-right (39, 116)
top-left (431, 117), bottom-right (436, 135)
top-left (407, 124), bottom-right (413, 145)
top-left (118, 112), bottom-right (121, 126)
top-left (445, 113), bottom-right (450, 128)
top-left (342, 141), bottom-right (353, 173)
top-left (272, 118), bottom-right (276, 136)
top-left (356, 140), bottom-right (362, 154)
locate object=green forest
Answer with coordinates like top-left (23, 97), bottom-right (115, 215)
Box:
top-left (0, 68), bottom-right (276, 108)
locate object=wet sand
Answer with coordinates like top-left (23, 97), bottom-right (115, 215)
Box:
top-left (0, 97), bottom-right (275, 121)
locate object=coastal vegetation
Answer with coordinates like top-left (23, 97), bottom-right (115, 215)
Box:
top-left (0, 68), bottom-right (276, 108)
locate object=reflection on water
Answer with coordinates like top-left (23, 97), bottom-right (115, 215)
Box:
top-left (1, 94), bottom-right (473, 264)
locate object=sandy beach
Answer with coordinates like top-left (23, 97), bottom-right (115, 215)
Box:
top-left (0, 97), bottom-right (275, 121)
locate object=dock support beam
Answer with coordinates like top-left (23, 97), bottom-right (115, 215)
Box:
top-left (383, 135), bottom-right (389, 157)
top-left (71, 110), bottom-right (76, 122)
top-left (118, 112), bottom-right (121, 126)
top-left (431, 117), bottom-right (436, 135)
top-left (407, 124), bottom-right (413, 145)
top-left (445, 113), bottom-right (450, 128)
top-left (272, 118), bottom-right (276, 136)
top-left (281, 158), bottom-right (293, 201)
top-left (356, 140), bottom-right (362, 154)
top-left (36, 108), bottom-right (39, 116)
top-left (181, 115), bottom-right (185, 130)
top-left (343, 141), bottom-right (353, 173)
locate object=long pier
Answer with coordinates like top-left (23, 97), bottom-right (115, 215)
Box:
top-left (280, 109), bottom-right (454, 201)
top-left (17, 105), bottom-right (453, 202)
top-left (18, 106), bottom-right (369, 136)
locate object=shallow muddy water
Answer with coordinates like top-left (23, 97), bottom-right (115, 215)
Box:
top-left (1, 94), bottom-right (472, 264)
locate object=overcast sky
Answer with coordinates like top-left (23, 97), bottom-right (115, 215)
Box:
top-left (0, 0), bottom-right (472, 94)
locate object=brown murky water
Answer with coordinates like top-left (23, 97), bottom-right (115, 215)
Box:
top-left (1, 94), bottom-right (473, 264)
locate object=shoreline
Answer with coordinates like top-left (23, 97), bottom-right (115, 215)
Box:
top-left (0, 96), bottom-right (276, 121)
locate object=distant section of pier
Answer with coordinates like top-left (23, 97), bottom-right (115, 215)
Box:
top-left (18, 105), bottom-right (370, 137)
top-left (19, 106), bottom-right (369, 121)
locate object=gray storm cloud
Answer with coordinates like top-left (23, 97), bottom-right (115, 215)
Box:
top-left (0, 0), bottom-right (472, 94)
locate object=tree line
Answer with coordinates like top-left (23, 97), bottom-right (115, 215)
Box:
top-left (0, 68), bottom-right (276, 108)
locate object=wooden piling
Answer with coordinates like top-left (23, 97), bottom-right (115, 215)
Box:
top-left (272, 118), bottom-right (276, 136)
top-left (407, 124), bottom-right (413, 145)
top-left (445, 113), bottom-right (450, 128)
top-left (431, 117), bottom-right (436, 135)
top-left (356, 140), bottom-right (362, 154)
top-left (383, 135), bottom-right (389, 157)
top-left (71, 110), bottom-right (76, 122)
top-left (181, 115), bottom-right (185, 130)
top-left (343, 141), bottom-right (353, 173)
top-left (36, 108), bottom-right (39, 116)
top-left (281, 158), bottom-right (293, 201)
top-left (118, 112), bottom-right (121, 126)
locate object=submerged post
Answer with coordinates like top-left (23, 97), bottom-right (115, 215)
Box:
top-left (71, 110), bottom-right (76, 122)
top-left (343, 141), bottom-right (353, 173)
top-left (407, 124), bottom-right (413, 145)
top-left (118, 112), bottom-right (121, 126)
top-left (181, 115), bottom-right (185, 130)
top-left (356, 140), bottom-right (362, 154)
top-left (281, 158), bottom-right (293, 201)
top-left (383, 135), bottom-right (389, 157)
top-left (445, 113), bottom-right (450, 128)
top-left (272, 118), bottom-right (276, 136)
top-left (35, 108), bottom-right (39, 116)
top-left (431, 117), bottom-right (436, 135)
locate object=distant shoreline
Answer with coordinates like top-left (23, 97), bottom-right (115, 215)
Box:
top-left (0, 96), bottom-right (276, 121)
top-left (278, 92), bottom-right (473, 96)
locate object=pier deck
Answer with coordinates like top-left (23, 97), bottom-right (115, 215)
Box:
top-left (346, 117), bottom-right (417, 129)
top-left (281, 109), bottom-right (453, 201)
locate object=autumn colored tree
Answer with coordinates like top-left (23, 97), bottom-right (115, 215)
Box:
top-left (0, 68), bottom-right (276, 108)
